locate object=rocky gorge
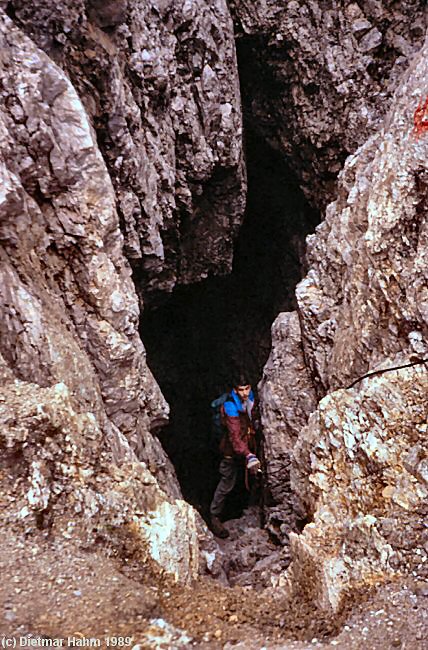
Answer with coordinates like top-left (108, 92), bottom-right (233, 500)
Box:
top-left (0, 1), bottom-right (427, 648)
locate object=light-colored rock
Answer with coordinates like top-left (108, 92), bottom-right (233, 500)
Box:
top-left (0, 13), bottom-right (218, 583)
top-left (137, 618), bottom-right (193, 649)
top-left (0, 354), bottom-right (206, 583)
top-left (296, 36), bottom-right (428, 393)
top-left (283, 35), bottom-right (428, 612)
top-left (137, 499), bottom-right (199, 583)
top-left (288, 364), bottom-right (428, 613)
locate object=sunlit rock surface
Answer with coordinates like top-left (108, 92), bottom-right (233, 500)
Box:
top-left (289, 364), bottom-right (428, 613)
top-left (0, 355), bottom-right (204, 582)
top-left (295, 36), bottom-right (428, 393)
top-left (0, 11), bottom-right (171, 482)
top-left (4, 0), bottom-right (246, 296)
top-left (231, 0), bottom-right (426, 207)
top-left (267, 35), bottom-right (428, 612)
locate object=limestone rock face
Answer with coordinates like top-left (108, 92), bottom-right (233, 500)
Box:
top-left (0, 13), bottom-right (217, 583)
top-left (271, 35), bottom-right (428, 612)
top-left (0, 358), bottom-right (201, 583)
top-left (295, 38), bottom-right (428, 394)
top-left (258, 312), bottom-right (317, 543)
top-left (230, 0), bottom-right (426, 207)
top-left (0, 11), bottom-right (171, 484)
top-left (5, 0), bottom-right (246, 296)
top-left (289, 364), bottom-right (428, 614)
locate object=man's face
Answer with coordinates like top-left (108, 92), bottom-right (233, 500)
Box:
top-left (235, 384), bottom-right (251, 401)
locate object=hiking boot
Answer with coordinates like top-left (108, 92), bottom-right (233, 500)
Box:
top-left (210, 516), bottom-right (229, 539)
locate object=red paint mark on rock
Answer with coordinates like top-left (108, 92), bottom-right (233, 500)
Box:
top-left (413, 96), bottom-right (428, 137)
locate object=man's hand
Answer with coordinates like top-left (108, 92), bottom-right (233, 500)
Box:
top-left (246, 453), bottom-right (261, 474)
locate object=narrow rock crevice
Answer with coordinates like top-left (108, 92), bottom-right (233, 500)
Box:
top-left (140, 127), bottom-right (320, 518)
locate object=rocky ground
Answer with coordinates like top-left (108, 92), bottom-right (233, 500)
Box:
top-left (1, 509), bottom-right (427, 650)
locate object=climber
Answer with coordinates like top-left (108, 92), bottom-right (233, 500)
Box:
top-left (209, 376), bottom-right (262, 538)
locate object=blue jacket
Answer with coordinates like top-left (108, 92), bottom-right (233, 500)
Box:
top-left (223, 389), bottom-right (255, 417)
top-left (221, 389), bottom-right (257, 457)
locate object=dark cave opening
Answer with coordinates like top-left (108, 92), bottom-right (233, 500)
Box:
top-left (140, 128), bottom-right (320, 521)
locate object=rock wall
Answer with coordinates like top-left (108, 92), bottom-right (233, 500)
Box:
top-left (231, 0), bottom-right (426, 208)
top-left (1, 0), bottom-right (427, 601)
top-left (0, 11), bottom-right (226, 583)
top-left (259, 312), bottom-right (317, 543)
top-left (0, 355), bottom-right (196, 579)
top-left (0, 11), bottom-right (171, 484)
top-left (289, 363), bottom-right (427, 613)
top-left (260, 32), bottom-right (428, 612)
top-left (3, 0), bottom-right (245, 297)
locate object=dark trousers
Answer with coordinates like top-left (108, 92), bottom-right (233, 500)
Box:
top-left (210, 457), bottom-right (237, 517)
